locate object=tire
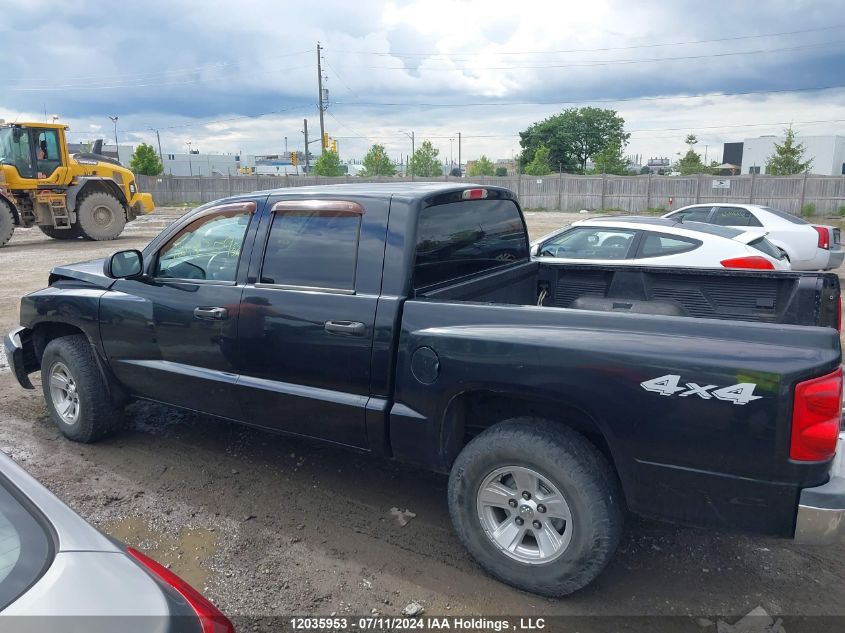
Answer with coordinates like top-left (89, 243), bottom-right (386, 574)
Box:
top-left (39, 225), bottom-right (81, 240)
top-left (448, 417), bottom-right (624, 596)
top-left (75, 191), bottom-right (126, 241)
top-left (0, 198), bottom-right (14, 247)
top-left (40, 335), bottom-right (123, 443)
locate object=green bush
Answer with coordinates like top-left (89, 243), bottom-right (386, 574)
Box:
top-left (838, 205), bottom-right (845, 217)
top-left (645, 206), bottom-right (666, 215)
top-left (801, 202), bottom-right (816, 217)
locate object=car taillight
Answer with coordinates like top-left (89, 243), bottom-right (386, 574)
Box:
top-left (127, 547), bottom-right (234, 633)
top-left (814, 226), bottom-right (830, 250)
top-left (790, 367), bottom-right (843, 462)
top-left (720, 256), bottom-right (775, 270)
top-left (462, 188), bottom-right (488, 200)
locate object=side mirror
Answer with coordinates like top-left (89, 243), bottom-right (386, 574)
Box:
top-left (530, 243), bottom-right (540, 257)
top-left (104, 249), bottom-right (144, 279)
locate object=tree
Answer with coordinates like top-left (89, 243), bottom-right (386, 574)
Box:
top-left (129, 143), bottom-right (163, 176)
top-left (590, 136), bottom-right (629, 175)
top-left (360, 144), bottom-right (395, 177)
top-left (450, 167), bottom-right (462, 177)
top-left (495, 167), bottom-right (508, 177)
top-left (766, 127), bottom-right (813, 175)
top-left (523, 145), bottom-right (552, 176)
top-left (676, 150), bottom-right (708, 175)
top-left (639, 166), bottom-right (651, 175)
top-left (519, 107), bottom-right (629, 174)
top-left (410, 140), bottom-right (443, 177)
top-left (467, 155), bottom-right (495, 177)
top-left (312, 150), bottom-right (344, 176)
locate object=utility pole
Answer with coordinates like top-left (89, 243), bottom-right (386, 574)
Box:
top-left (403, 131), bottom-right (415, 177)
top-left (108, 116), bottom-right (119, 162)
top-left (457, 132), bottom-right (461, 177)
top-left (303, 119), bottom-right (310, 172)
top-left (186, 141), bottom-right (193, 176)
top-left (149, 127), bottom-right (163, 161)
top-left (317, 42), bottom-right (326, 154)
top-left (284, 136), bottom-right (288, 155)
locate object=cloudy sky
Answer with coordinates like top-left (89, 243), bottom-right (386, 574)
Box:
top-left (2, 0), bottom-right (844, 166)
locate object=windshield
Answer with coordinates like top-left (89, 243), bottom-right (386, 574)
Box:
top-left (0, 127), bottom-right (34, 177)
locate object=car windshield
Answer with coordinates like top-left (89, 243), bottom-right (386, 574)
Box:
top-left (760, 206), bottom-right (809, 225)
top-left (0, 473), bottom-right (53, 610)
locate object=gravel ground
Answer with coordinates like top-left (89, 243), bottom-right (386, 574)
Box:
top-left (1, 207), bottom-right (844, 626)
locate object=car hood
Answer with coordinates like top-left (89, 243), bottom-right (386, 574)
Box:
top-left (49, 258), bottom-right (114, 290)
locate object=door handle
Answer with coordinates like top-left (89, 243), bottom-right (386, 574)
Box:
top-left (193, 307), bottom-right (228, 321)
top-left (324, 320), bottom-right (366, 336)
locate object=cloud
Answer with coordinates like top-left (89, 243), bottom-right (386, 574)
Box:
top-left (1, 0), bottom-right (844, 162)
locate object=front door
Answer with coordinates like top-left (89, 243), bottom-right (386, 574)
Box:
top-left (100, 200), bottom-right (258, 419)
top-left (235, 197), bottom-right (386, 448)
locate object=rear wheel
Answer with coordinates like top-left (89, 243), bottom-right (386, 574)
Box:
top-left (76, 191), bottom-right (126, 241)
top-left (0, 198), bottom-right (14, 246)
top-left (40, 335), bottom-right (123, 443)
top-left (39, 225), bottom-right (81, 240)
top-left (448, 417), bottom-right (624, 596)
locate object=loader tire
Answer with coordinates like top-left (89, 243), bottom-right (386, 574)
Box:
top-left (0, 198), bottom-right (14, 247)
top-left (39, 225), bottom-right (81, 240)
top-left (76, 191), bottom-right (126, 241)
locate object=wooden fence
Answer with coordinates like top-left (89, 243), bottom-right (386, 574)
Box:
top-left (136, 173), bottom-right (845, 216)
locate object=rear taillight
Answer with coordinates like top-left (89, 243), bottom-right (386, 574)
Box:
top-left (127, 547), bottom-right (234, 633)
top-left (720, 256), bottom-right (775, 270)
top-left (790, 367), bottom-right (843, 462)
top-left (814, 226), bottom-right (831, 250)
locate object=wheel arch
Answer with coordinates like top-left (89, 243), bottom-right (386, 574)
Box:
top-left (438, 388), bottom-right (630, 498)
top-left (31, 322), bottom-right (129, 406)
top-left (68, 178), bottom-right (128, 215)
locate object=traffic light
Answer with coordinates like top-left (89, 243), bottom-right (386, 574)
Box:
top-left (291, 151), bottom-right (298, 166)
top-left (323, 132), bottom-right (329, 149)
top-left (331, 139), bottom-right (337, 154)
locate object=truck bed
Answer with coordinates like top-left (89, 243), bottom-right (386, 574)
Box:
top-left (417, 261), bottom-right (840, 328)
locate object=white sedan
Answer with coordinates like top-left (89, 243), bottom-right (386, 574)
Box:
top-left (663, 204), bottom-right (843, 271)
top-left (532, 216), bottom-right (790, 270)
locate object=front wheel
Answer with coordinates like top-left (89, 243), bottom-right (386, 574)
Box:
top-left (0, 198), bottom-right (14, 247)
top-left (448, 417), bottom-right (624, 596)
top-left (40, 335), bottom-right (124, 442)
top-left (76, 192), bottom-right (126, 241)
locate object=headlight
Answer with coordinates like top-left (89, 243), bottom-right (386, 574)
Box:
top-left (129, 181), bottom-right (136, 194)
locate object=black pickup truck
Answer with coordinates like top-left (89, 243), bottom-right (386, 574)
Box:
top-left (6, 183), bottom-right (845, 596)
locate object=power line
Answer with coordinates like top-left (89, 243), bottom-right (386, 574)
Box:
top-left (359, 41), bottom-right (840, 72)
top-left (332, 82), bottom-right (845, 109)
top-left (331, 23), bottom-right (845, 58)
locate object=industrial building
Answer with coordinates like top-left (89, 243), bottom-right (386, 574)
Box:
top-left (727, 135), bottom-right (845, 176)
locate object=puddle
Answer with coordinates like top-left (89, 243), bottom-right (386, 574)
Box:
top-left (103, 516), bottom-right (218, 589)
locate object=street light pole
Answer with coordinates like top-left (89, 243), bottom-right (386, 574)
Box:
top-left (186, 141), bottom-right (193, 176)
top-left (108, 116), bottom-right (119, 162)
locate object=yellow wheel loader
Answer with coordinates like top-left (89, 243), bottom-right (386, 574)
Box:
top-left (0, 121), bottom-right (155, 246)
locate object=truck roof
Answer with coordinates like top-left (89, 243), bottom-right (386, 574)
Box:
top-left (0, 122), bottom-right (68, 130)
top-left (255, 181), bottom-right (510, 202)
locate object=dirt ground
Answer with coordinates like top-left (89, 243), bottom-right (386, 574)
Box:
top-left (1, 207), bottom-right (844, 625)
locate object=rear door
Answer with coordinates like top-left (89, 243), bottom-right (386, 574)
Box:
top-left (235, 196), bottom-right (388, 448)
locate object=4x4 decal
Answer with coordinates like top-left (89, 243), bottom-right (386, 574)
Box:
top-left (640, 374), bottom-right (761, 405)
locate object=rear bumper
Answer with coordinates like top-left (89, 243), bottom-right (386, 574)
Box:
top-left (795, 432), bottom-right (845, 545)
top-left (3, 327), bottom-right (35, 389)
top-left (825, 249), bottom-right (845, 270)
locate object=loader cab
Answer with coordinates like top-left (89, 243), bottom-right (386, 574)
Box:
top-left (0, 123), bottom-right (66, 185)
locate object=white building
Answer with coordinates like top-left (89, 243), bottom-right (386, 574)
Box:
top-left (162, 152), bottom-right (241, 176)
top-left (741, 135), bottom-right (845, 176)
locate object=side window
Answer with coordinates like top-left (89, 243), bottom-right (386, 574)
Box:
top-left (712, 207), bottom-right (762, 227)
top-left (414, 199), bottom-right (528, 289)
top-left (538, 226), bottom-right (637, 260)
top-left (673, 207), bottom-right (713, 223)
top-left (155, 202), bottom-right (255, 281)
top-left (0, 128), bottom-right (33, 178)
top-left (260, 201), bottom-right (362, 290)
top-left (637, 232), bottom-right (701, 258)
top-left (35, 130), bottom-right (61, 177)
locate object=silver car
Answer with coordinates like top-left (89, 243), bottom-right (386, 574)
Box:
top-left (0, 450), bottom-right (233, 633)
